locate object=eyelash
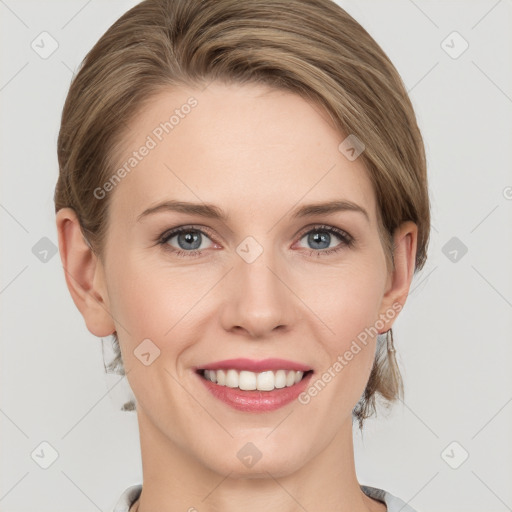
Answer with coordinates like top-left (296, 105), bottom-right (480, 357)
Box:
top-left (156, 224), bottom-right (355, 259)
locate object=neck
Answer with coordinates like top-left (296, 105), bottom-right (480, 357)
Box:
top-left (131, 407), bottom-right (385, 512)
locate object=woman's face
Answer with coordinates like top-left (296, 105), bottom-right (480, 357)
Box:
top-left (95, 81), bottom-right (412, 477)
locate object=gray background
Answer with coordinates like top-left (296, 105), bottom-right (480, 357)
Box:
top-left (1, 1), bottom-right (511, 511)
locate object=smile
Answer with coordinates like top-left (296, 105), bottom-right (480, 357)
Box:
top-left (194, 358), bottom-right (314, 412)
top-left (199, 368), bottom-right (313, 391)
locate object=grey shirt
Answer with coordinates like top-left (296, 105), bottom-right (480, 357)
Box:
top-left (113, 484), bottom-right (418, 511)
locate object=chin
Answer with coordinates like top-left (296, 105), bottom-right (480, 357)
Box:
top-left (195, 437), bottom-right (309, 479)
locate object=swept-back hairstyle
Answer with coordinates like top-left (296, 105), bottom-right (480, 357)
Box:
top-left (55, 0), bottom-right (430, 427)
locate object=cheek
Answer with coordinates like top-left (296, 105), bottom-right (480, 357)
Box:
top-left (300, 259), bottom-right (387, 404)
top-left (105, 258), bottom-right (198, 424)
top-left (105, 256), bottom-right (194, 361)
top-left (299, 275), bottom-right (383, 423)
top-left (304, 260), bottom-right (387, 343)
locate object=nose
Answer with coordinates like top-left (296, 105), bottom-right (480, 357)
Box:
top-left (219, 242), bottom-right (299, 339)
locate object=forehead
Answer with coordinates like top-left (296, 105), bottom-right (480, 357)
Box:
top-left (107, 81), bottom-right (377, 227)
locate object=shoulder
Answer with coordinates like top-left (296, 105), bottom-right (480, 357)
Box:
top-left (113, 484), bottom-right (142, 512)
top-left (361, 485), bottom-right (420, 512)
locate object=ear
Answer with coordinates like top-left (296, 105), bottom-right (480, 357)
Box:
top-left (377, 221), bottom-right (418, 333)
top-left (55, 208), bottom-right (115, 337)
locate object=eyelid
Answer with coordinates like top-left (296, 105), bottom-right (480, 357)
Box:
top-left (157, 223), bottom-right (354, 255)
top-left (158, 224), bottom-right (351, 243)
top-left (295, 223), bottom-right (353, 242)
top-left (157, 224), bottom-right (217, 244)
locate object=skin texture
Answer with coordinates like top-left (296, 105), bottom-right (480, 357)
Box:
top-left (56, 81), bottom-right (417, 512)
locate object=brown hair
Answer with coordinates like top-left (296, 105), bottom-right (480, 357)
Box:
top-left (55, 0), bottom-right (430, 427)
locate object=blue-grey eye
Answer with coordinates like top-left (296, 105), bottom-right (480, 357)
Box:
top-left (308, 231), bottom-right (331, 249)
top-left (298, 229), bottom-right (345, 250)
top-left (164, 229), bottom-right (213, 251)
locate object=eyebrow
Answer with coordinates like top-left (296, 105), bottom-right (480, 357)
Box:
top-left (136, 199), bottom-right (369, 223)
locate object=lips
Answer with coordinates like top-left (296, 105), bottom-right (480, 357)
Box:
top-left (196, 357), bottom-right (312, 373)
top-left (193, 358), bottom-right (314, 412)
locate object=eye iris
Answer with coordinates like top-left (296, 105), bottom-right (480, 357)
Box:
top-left (309, 231), bottom-right (330, 250)
top-left (167, 227), bottom-right (342, 254)
top-left (178, 231), bottom-right (201, 250)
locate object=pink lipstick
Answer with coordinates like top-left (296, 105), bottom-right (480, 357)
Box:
top-left (194, 358), bottom-right (314, 412)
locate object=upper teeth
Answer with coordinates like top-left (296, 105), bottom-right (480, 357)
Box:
top-left (203, 369), bottom-right (305, 391)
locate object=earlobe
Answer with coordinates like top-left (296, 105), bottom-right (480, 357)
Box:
top-left (56, 208), bottom-right (115, 337)
top-left (378, 221), bottom-right (418, 332)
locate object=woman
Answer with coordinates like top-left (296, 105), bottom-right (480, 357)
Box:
top-left (54, 0), bottom-right (430, 511)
